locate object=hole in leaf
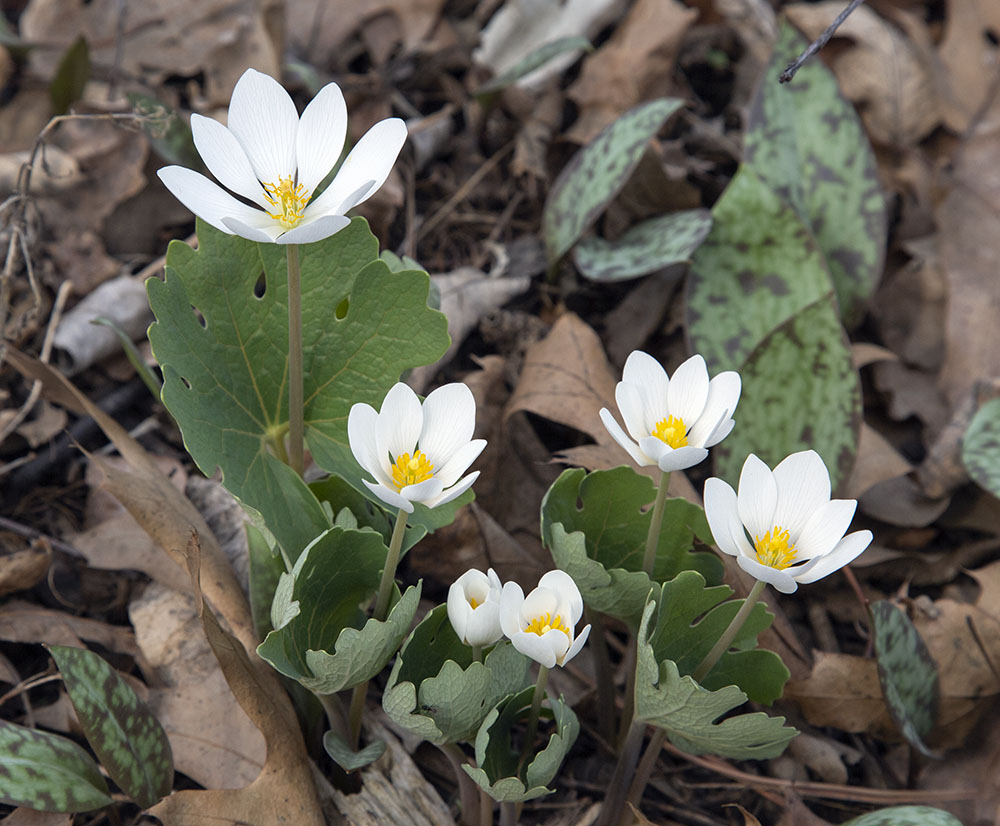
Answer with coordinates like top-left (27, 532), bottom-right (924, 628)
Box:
top-left (191, 305), bottom-right (207, 328)
top-left (253, 272), bottom-right (266, 298)
top-left (335, 297), bottom-right (349, 319)
top-left (180, 376), bottom-right (192, 389)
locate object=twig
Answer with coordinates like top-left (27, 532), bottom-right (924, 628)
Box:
top-left (0, 515), bottom-right (86, 559)
top-left (779, 0), bottom-right (867, 84)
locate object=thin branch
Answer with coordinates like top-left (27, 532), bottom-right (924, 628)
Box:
top-left (779, 0), bottom-right (867, 84)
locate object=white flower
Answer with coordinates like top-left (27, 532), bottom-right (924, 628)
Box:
top-left (448, 568), bottom-right (504, 647)
top-left (500, 570), bottom-right (591, 669)
top-left (158, 68), bottom-right (407, 245)
top-left (348, 382), bottom-right (486, 514)
top-left (599, 351), bottom-right (741, 472)
top-left (703, 450), bottom-right (873, 594)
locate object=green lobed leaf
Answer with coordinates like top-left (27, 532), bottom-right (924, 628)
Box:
top-left (686, 165), bottom-right (833, 372)
top-left (634, 597), bottom-right (796, 759)
top-left (147, 218), bottom-right (449, 562)
top-left (541, 468), bottom-right (723, 624)
top-left (246, 522), bottom-right (284, 639)
top-left (744, 21), bottom-right (887, 329)
top-left (962, 398), bottom-right (1000, 499)
top-left (647, 573), bottom-right (789, 703)
top-left (322, 731), bottom-right (386, 772)
top-left (870, 601), bottom-right (939, 757)
top-left (842, 806), bottom-right (963, 826)
top-left (573, 209), bottom-right (713, 281)
top-left (713, 296), bottom-right (862, 492)
top-left (48, 645), bottom-right (172, 808)
top-left (476, 36), bottom-right (594, 96)
top-left (0, 719), bottom-right (111, 812)
top-left (543, 98), bottom-right (684, 264)
top-left (383, 605), bottom-right (531, 745)
top-left (256, 526), bottom-right (421, 693)
top-left (49, 35), bottom-right (89, 115)
top-left (463, 687), bottom-right (579, 803)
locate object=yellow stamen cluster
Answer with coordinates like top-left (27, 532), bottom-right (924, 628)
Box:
top-left (468, 596), bottom-right (480, 610)
top-left (652, 415), bottom-right (688, 448)
top-left (754, 526), bottom-right (797, 570)
top-left (391, 450), bottom-right (434, 490)
top-left (525, 612), bottom-right (570, 637)
top-left (262, 176), bottom-right (309, 229)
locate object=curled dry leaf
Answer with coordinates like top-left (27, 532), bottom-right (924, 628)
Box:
top-left (784, 2), bottom-right (939, 147)
top-left (937, 0), bottom-right (1000, 133)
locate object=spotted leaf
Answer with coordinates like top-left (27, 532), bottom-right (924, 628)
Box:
top-left (961, 398), bottom-right (1000, 499)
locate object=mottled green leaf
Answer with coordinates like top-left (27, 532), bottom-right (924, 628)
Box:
top-left (384, 605), bottom-right (531, 745)
top-left (543, 99), bottom-right (684, 263)
top-left (842, 806), bottom-right (963, 826)
top-left (463, 687), bottom-right (579, 802)
top-left (48, 645), bottom-right (172, 808)
top-left (962, 398), bottom-right (1000, 499)
top-left (714, 296), bottom-right (861, 491)
top-left (147, 218), bottom-right (449, 562)
top-left (322, 732), bottom-right (386, 772)
top-left (870, 601), bottom-right (939, 757)
top-left (0, 720), bottom-right (111, 812)
top-left (574, 209), bottom-right (713, 281)
top-left (50, 35), bottom-right (89, 115)
top-left (127, 92), bottom-right (201, 169)
top-left (634, 597), bottom-right (796, 759)
top-left (686, 165), bottom-right (833, 372)
top-left (257, 526), bottom-right (420, 693)
top-left (745, 21), bottom-right (887, 329)
top-left (476, 36), bottom-right (593, 95)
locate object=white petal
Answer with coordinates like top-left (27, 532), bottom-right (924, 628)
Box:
top-left (794, 530), bottom-right (872, 584)
top-left (656, 445), bottom-right (708, 472)
top-left (375, 383), bottom-right (422, 470)
top-left (227, 68), bottom-right (298, 185)
top-left (434, 440), bottom-right (486, 488)
top-left (158, 166), bottom-right (266, 235)
top-left (363, 479), bottom-right (414, 513)
top-left (737, 454), bottom-right (777, 541)
top-left (348, 403), bottom-right (387, 482)
top-left (418, 383), bottom-right (476, 466)
top-left (499, 582), bottom-right (525, 638)
top-left (703, 416), bottom-right (735, 448)
top-left (190, 115), bottom-right (269, 207)
top-left (511, 631), bottom-right (558, 669)
top-left (447, 581), bottom-right (471, 641)
top-left (736, 555), bottom-right (798, 594)
top-left (687, 371), bottom-right (741, 447)
top-left (666, 354), bottom-right (710, 425)
top-left (522, 586), bottom-right (559, 621)
top-left (621, 351), bottom-right (669, 408)
top-left (487, 568), bottom-right (502, 593)
top-left (703, 478), bottom-right (746, 558)
top-left (538, 570), bottom-right (583, 624)
top-left (616, 382), bottom-right (653, 443)
top-left (772, 450), bottom-right (831, 539)
top-left (600, 408), bottom-right (654, 467)
top-left (306, 118), bottom-right (407, 216)
top-left (638, 436), bottom-right (670, 466)
top-left (222, 216), bottom-right (283, 243)
top-left (295, 81), bottom-right (348, 194)
top-left (560, 623), bottom-right (591, 666)
top-left (424, 471), bottom-right (479, 509)
top-left (275, 214), bottom-right (351, 244)
top-left (464, 603), bottom-right (503, 646)
top-left (400, 476), bottom-right (445, 503)
top-left (794, 499), bottom-right (857, 560)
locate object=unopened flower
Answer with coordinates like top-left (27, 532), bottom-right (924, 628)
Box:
top-left (448, 568), bottom-right (504, 647)
top-left (703, 451), bottom-right (872, 594)
top-left (158, 68), bottom-right (406, 244)
top-left (600, 351), bottom-right (740, 472)
top-left (348, 382), bottom-right (486, 514)
top-left (500, 570), bottom-right (590, 668)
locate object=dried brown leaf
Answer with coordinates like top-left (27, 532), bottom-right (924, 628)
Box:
top-left (937, 0), bottom-right (1000, 133)
top-left (0, 601), bottom-right (139, 658)
top-left (0, 545), bottom-right (51, 597)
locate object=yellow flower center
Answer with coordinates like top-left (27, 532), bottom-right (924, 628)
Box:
top-left (652, 415), bottom-right (688, 448)
top-left (525, 612), bottom-right (570, 637)
top-left (468, 596), bottom-right (480, 610)
top-left (754, 526), bottom-right (797, 570)
top-left (391, 450), bottom-right (434, 490)
top-left (262, 176), bottom-right (309, 229)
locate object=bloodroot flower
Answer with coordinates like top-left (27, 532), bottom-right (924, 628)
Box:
top-left (600, 351), bottom-right (741, 473)
top-left (158, 68), bottom-right (406, 244)
top-left (448, 568), bottom-right (504, 647)
top-left (348, 382), bottom-right (486, 514)
top-left (703, 450), bottom-right (873, 594)
top-left (500, 571), bottom-right (590, 668)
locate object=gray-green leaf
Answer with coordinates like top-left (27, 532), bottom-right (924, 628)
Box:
top-left (322, 732), bottom-right (386, 772)
top-left (842, 806), bottom-right (963, 826)
top-left (962, 398), bottom-right (1000, 499)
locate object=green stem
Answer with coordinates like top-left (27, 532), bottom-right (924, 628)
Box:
top-left (440, 742), bottom-right (480, 826)
top-left (521, 665), bottom-right (549, 769)
top-left (624, 727), bottom-right (665, 820)
top-left (346, 680), bottom-right (367, 751)
top-left (499, 802), bottom-right (517, 826)
top-left (316, 691), bottom-right (347, 739)
top-left (616, 635), bottom-right (637, 750)
top-left (692, 579), bottom-right (768, 683)
top-left (472, 645), bottom-right (483, 664)
top-left (479, 787), bottom-right (494, 826)
top-left (585, 609), bottom-right (615, 746)
top-left (641, 472), bottom-right (670, 577)
top-left (596, 721), bottom-right (645, 826)
top-left (286, 244), bottom-right (305, 477)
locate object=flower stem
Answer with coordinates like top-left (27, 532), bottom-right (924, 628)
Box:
top-left (521, 665), bottom-right (549, 771)
top-left (347, 507), bottom-right (410, 749)
top-left (641, 472), bottom-right (670, 577)
top-left (585, 609), bottom-right (615, 746)
top-left (286, 244), bottom-right (305, 477)
top-left (472, 644), bottom-right (483, 664)
top-left (691, 579), bottom-right (767, 683)
top-left (596, 721), bottom-right (645, 826)
top-left (624, 727), bottom-right (665, 818)
top-left (439, 742), bottom-right (481, 826)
